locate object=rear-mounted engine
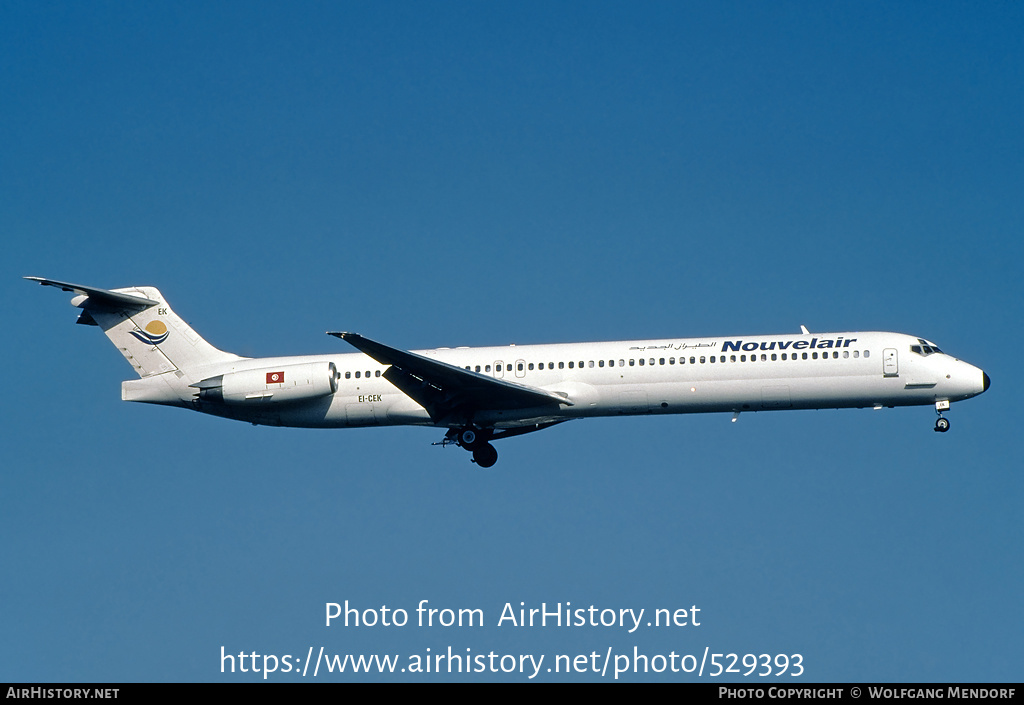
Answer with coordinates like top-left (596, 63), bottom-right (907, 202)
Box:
top-left (191, 362), bottom-right (338, 404)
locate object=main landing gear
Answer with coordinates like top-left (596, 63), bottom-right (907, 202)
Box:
top-left (438, 426), bottom-right (499, 468)
top-left (934, 400), bottom-right (950, 433)
top-left (470, 443), bottom-right (499, 468)
top-left (434, 421), bottom-right (564, 468)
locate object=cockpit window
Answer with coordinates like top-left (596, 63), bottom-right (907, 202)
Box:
top-left (911, 338), bottom-right (943, 356)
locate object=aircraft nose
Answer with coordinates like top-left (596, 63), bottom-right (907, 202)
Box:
top-left (983, 371), bottom-right (991, 392)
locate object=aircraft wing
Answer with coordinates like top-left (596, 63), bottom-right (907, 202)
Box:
top-left (329, 331), bottom-right (572, 424)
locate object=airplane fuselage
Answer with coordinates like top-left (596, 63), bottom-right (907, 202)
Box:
top-left (124, 331), bottom-right (988, 430)
top-left (28, 277), bottom-right (990, 467)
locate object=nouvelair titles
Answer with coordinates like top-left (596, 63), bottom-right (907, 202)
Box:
top-left (722, 337), bottom-right (857, 353)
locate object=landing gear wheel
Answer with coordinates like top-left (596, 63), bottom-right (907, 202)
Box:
top-left (472, 443), bottom-right (498, 468)
top-left (935, 417), bottom-right (950, 433)
top-left (458, 427), bottom-right (481, 449)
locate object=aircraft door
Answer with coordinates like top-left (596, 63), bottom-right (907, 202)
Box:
top-left (883, 348), bottom-right (898, 377)
top-left (494, 360), bottom-right (504, 378)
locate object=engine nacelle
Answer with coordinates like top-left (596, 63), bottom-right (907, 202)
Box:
top-left (192, 362), bottom-right (338, 405)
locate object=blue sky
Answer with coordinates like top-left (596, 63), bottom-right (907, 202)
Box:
top-left (3, 1), bottom-right (1021, 682)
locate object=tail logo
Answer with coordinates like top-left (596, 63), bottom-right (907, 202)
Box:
top-left (130, 320), bottom-right (169, 346)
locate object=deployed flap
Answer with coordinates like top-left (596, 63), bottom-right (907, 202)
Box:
top-left (329, 331), bottom-right (572, 424)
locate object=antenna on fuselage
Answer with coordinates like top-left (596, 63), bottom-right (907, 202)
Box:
top-left (800, 325), bottom-right (810, 335)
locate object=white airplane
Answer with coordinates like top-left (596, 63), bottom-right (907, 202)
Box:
top-left (27, 277), bottom-right (990, 467)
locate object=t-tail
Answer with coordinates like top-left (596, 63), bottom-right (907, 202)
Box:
top-left (25, 277), bottom-right (242, 379)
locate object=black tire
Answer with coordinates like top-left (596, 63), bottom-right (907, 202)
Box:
top-left (472, 443), bottom-right (498, 468)
top-left (935, 417), bottom-right (950, 433)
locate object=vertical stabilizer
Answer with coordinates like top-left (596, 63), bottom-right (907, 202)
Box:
top-left (26, 277), bottom-right (242, 377)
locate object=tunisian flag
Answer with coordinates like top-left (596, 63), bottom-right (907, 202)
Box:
top-left (266, 371), bottom-right (284, 384)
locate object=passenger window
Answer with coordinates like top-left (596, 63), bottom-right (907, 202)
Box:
top-left (629, 359), bottom-right (635, 366)
top-left (639, 358), bottom-right (644, 366)
top-left (375, 370), bottom-right (381, 377)
top-left (517, 363), bottom-right (523, 371)
top-left (864, 350), bottom-right (870, 358)
top-left (345, 371), bottom-right (351, 379)
top-left (559, 362), bottom-right (565, 369)
top-left (741, 355), bottom-right (746, 362)
top-left (528, 363), bottom-right (534, 370)
top-left (700, 356), bottom-right (706, 364)
top-left (599, 360), bottom-right (605, 368)
top-left (485, 365), bottom-right (491, 372)
top-left (355, 371), bottom-right (361, 378)
top-left (853, 351), bottom-right (859, 358)
top-left (812, 352), bottom-right (818, 359)
top-left (669, 357), bottom-right (675, 365)
top-left (771, 354), bottom-right (777, 361)
top-left (709, 356), bottom-right (715, 363)
top-left (660, 358), bottom-right (665, 365)
top-left (568, 361), bottom-right (573, 369)
top-left (689, 357), bottom-right (695, 364)
top-left (589, 361), bottom-right (595, 368)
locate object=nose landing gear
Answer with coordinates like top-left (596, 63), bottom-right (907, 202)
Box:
top-left (934, 400), bottom-right (950, 433)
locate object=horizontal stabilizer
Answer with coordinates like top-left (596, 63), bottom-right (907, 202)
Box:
top-left (24, 277), bottom-right (159, 308)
